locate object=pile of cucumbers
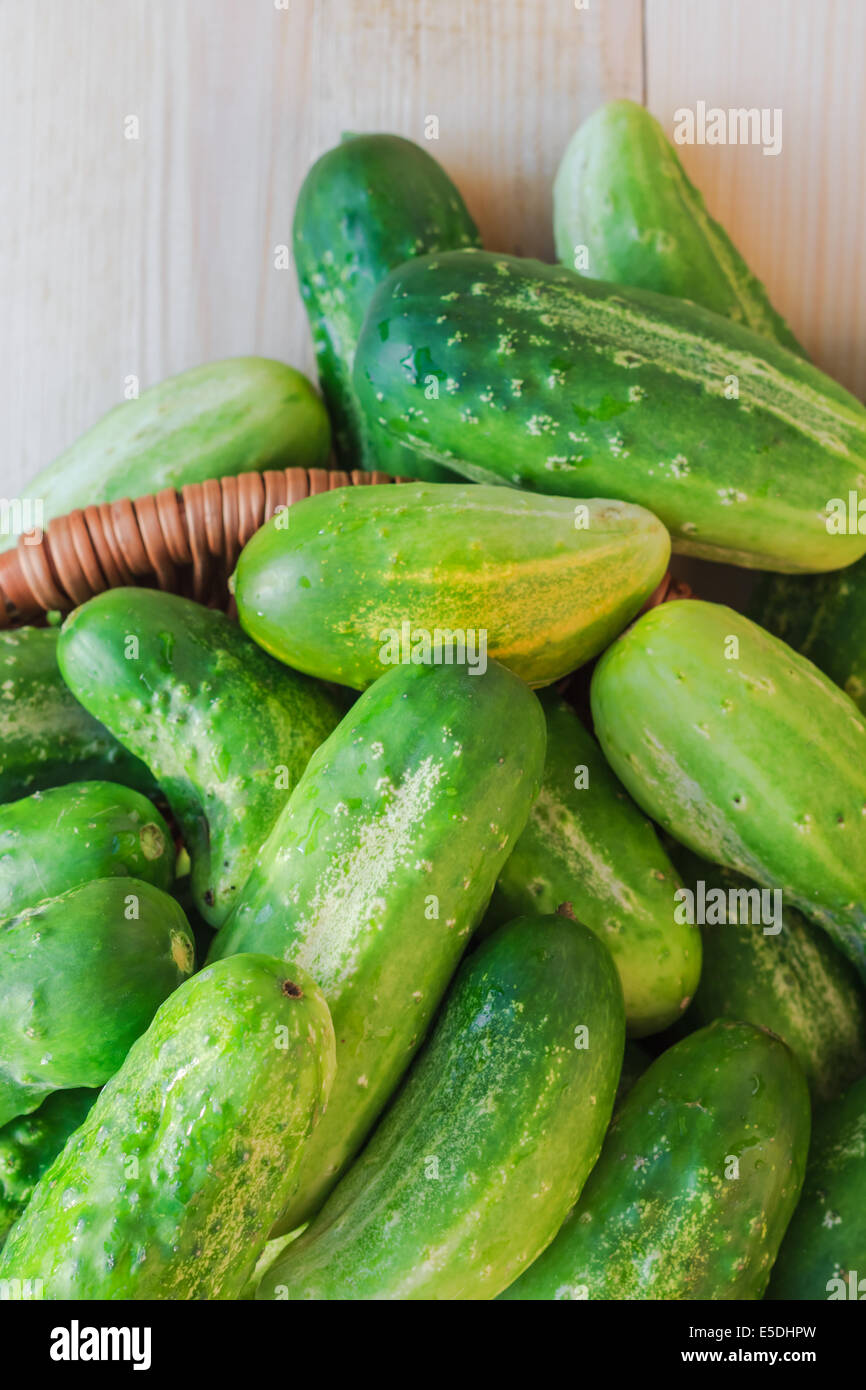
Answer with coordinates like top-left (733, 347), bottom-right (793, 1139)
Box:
top-left (1, 107), bottom-right (864, 1303)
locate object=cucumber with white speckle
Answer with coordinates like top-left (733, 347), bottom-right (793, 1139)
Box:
top-left (0, 954), bottom-right (336, 1299)
top-left (353, 249), bottom-right (866, 571)
top-left (487, 692), bottom-right (699, 1036)
top-left (210, 659), bottom-right (546, 1231)
top-left (591, 600), bottom-right (866, 980)
top-left (257, 914), bottom-right (625, 1301)
top-left (57, 589), bottom-right (341, 927)
top-left (500, 1019), bottom-right (810, 1300)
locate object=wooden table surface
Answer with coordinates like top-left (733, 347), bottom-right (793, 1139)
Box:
top-left (1, 0), bottom-right (863, 497)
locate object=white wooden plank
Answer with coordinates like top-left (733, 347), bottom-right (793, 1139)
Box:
top-left (0, 0), bottom-right (317, 495)
top-left (307, 0), bottom-right (643, 258)
top-left (646, 0), bottom-right (866, 400)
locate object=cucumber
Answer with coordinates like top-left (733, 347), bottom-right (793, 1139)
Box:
top-left (57, 588), bottom-right (341, 927)
top-left (233, 482), bottom-right (669, 689)
top-left (1, 357), bottom-right (330, 550)
top-left (352, 249), bottom-right (866, 572)
top-left (0, 954), bottom-right (336, 1299)
top-left (0, 627), bottom-right (155, 802)
top-left (0, 780), bottom-right (175, 918)
top-left (671, 846), bottom-right (866, 1103)
top-left (210, 659), bottom-right (546, 1229)
top-left (553, 100), bottom-right (806, 356)
top-left (294, 133), bottom-right (480, 478)
top-left (591, 600), bottom-right (866, 979)
top-left (501, 1019), bottom-right (810, 1300)
top-left (767, 1075), bottom-right (866, 1300)
top-left (487, 693), bottom-right (698, 1035)
top-left (257, 914), bottom-right (625, 1301)
top-left (0, 876), bottom-right (194, 1126)
top-left (751, 558), bottom-right (866, 714)
top-left (0, 1089), bottom-right (98, 1246)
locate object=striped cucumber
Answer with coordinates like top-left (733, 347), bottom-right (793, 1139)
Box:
top-left (671, 846), bottom-right (866, 1102)
top-left (0, 780), bottom-right (174, 917)
top-left (591, 601), bottom-right (866, 979)
top-left (752, 557), bottom-right (866, 714)
top-left (487, 693), bottom-right (699, 1035)
top-left (210, 660), bottom-right (546, 1230)
top-left (501, 1020), bottom-right (810, 1300)
top-left (0, 955), bottom-right (336, 1299)
top-left (257, 914), bottom-right (625, 1301)
top-left (353, 249), bottom-right (866, 571)
top-left (294, 133), bottom-right (480, 479)
top-left (0, 877), bottom-right (194, 1126)
top-left (233, 482), bottom-right (670, 689)
top-left (767, 1075), bottom-right (866, 1300)
top-left (553, 100), bottom-right (805, 356)
top-left (57, 589), bottom-right (341, 927)
top-left (0, 627), bottom-right (155, 802)
top-left (2, 358), bottom-right (330, 550)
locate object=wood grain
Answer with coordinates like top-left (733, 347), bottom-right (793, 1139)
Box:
top-left (307, 0), bottom-right (642, 258)
top-left (0, 0), bottom-right (319, 493)
top-left (646, 0), bottom-right (866, 399)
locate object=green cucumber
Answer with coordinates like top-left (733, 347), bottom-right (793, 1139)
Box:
top-left (591, 600), bottom-right (866, 979)
top-left (2, 357), bottom-right (330, 550)
top-left (553, 100), bottom-right (806, 356)
top-left (751, 558), bottom-right (866, 714)
top-left (352, 249), bottom-right (866, 572)
top-left (0, 627), bottom-right (155, 802)
top-left (294, 133), bottom-right (480, 478)
top-left (671, 846), bottom-right (866, 1102)
top-left (487, 693), bottom-right (699, 1035)
top-left (501, 1019), bottom-right (810, 1300)
top-left (210, 659), bottom-right (546, 1229)
top-left (0, 876), bottom-right (194, 1126)
top-left (257, 914), bottom-right (625, 1301)
top-left (57, 588), bottom-right (341, 927)
top-left (233, 482), bottom-right (669, 689)
top-left (0, 954), bottom-right (336, 1299)
top-left (0, 780), bottom-right (175, 917)
top-left (0, 1089), bottom-right (98, 1246)
top-left (767, 1075), bottom-right (866, 1300)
